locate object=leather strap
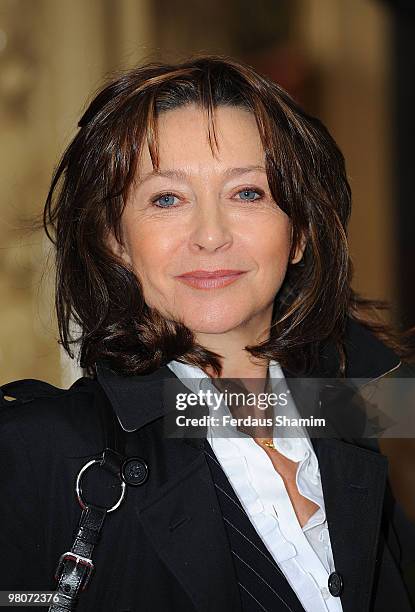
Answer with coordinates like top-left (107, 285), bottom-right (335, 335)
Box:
top-left (49, 385), bottom-right (128, 612)
top-left (50, 504), bottom-right (107, 611)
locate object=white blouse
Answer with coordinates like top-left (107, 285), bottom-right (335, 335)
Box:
top-left (166, 359), bottom-right (344, 612)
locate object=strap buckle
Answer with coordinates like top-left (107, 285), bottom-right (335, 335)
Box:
top-left (54, 551), bottom-right (94, 591)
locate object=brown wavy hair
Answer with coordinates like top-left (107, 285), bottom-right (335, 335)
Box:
top-left (37, 54), bottom-right (414, 378)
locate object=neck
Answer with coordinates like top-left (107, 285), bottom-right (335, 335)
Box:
top-left (199, 339), bottom-right (270, 395)
top-left (194, 312), bottom-right (273, 391)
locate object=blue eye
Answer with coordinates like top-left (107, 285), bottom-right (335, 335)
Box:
top-left (237, 189), bottom-right (262, 201)
top-left (154, 194), bottom-right (178, 208)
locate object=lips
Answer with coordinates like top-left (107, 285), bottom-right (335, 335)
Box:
top-left (177, 269), bottom-right (246, 279)
top-left (175, 270), bottom-right (247, 290)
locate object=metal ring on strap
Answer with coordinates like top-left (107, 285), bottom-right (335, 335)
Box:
top-left (75, 458), bottom-right (126, 513)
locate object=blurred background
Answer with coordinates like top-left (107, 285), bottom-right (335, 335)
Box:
top-left (0, 0), bottom-right (415, 589)
top-left (2, 0), bottom-right (415, 386)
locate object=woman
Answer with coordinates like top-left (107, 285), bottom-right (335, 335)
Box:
top-left (1, 55), bottom-right (414, 612)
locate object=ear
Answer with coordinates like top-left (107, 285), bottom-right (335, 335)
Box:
top-left (105, 229), bottom-right (133, 268)
top-left (290, 231), bottom-right (307, 265)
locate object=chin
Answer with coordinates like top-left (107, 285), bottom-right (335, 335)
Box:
top-left (178, 312), bottom-right (248, 335)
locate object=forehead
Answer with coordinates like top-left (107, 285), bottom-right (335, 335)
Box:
top-left (138, 104), bottom-right (265, 177)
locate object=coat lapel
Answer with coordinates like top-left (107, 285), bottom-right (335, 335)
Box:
top-left (96, 363), bottom-right (241, 610)
top-left (311, 437), bottom-right (388, 612)
top-left (131, 437), bottom-right (242, 612)
top-left (279, 372), bottom-right (391, 612)
top-left (279, 314), bottom-right (401, 612)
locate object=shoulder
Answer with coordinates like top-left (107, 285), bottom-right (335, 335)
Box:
top-left (0, 376), bottom-right (107, 457)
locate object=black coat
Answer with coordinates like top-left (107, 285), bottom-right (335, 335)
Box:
top-left (1, 317), bottom-right (415, 612)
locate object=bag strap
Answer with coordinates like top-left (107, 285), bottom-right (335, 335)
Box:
top-left (49, 380), bottom-right (132, 611)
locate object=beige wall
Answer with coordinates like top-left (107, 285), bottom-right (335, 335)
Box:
top-left (0, 0), bottom-right (153, 387)
top-left (296, 0), bottom-right (396, 306)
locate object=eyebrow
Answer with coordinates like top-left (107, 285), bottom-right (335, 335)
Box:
top-left (138, 165), bottom-right (266, 184)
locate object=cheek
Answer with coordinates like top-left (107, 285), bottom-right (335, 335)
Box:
top-left (123, 220), bottom-right (170, 275)
top-left (251, 217), bottom-right (292, 273)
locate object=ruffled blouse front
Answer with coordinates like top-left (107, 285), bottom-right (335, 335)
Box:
top-left (166, 359), bottom-right (344, 612)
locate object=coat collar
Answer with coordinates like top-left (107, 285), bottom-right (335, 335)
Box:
top-left (95, 316), bottom-right (401, 433)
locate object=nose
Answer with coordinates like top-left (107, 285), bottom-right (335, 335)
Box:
top-left (188, 198), bottom-right (233, 253)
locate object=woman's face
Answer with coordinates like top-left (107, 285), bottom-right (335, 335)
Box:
top-left (113, 104), bottom-right (305, 343)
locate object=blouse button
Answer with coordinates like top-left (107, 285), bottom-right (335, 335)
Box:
top-left (200, 379), bottom-right (211, 393)
top-left (320, 586), bottom-right (330, 600)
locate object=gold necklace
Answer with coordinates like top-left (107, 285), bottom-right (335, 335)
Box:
top-left (260, 439), bottom-right (276, 451)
